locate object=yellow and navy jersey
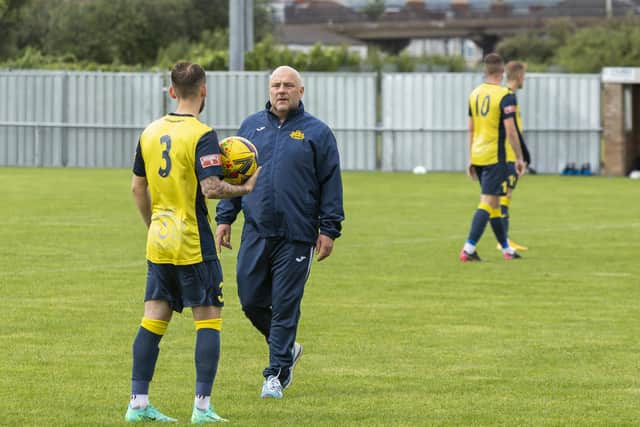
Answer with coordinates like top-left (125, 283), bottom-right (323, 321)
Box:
top-left (133, 113), bottom-right (223, 265)
top-left (505, 89), bottom-right (524, 162)
top-left (467, 83), bottom-right (517, 166)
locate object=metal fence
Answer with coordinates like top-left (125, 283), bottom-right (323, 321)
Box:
top-left (0, 70), bottom-right (600, 172)
top-left (381, 72), bottom-right (602, 173)
top-left (0, 70), bottom-right (377, 170)
top-left (0, 71), bottom-right (165, 167)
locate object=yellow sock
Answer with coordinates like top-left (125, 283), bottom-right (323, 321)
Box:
top-left (140, 317), bottom-right (168, 335)
top-left (194, 318), bottom-right (222, 331)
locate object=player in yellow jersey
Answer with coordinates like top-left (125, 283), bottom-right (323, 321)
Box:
top-left (125, 62), bottom-right (260, 423)
top-left (460, 53), bottom-right (526, 262)
top-left (496, 60), bottom-right (530, 252)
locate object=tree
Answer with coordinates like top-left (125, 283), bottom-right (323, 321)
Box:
top-left (6, 0), bottom-right (272, 66)
top-left (40, 0), bottom-right (195, 65)
top-left (363, 0), bottom-right (385, 21)
top-left (13, 0), bottom-right (57, 53)
top-left (554, 18), bottom-right (640, 72)
top-left (496, 19), bottom-right (574, 65)
top-left (0, 0), bottom-right (28, 59)
top-left (179, 0), bottom-right (272, 43)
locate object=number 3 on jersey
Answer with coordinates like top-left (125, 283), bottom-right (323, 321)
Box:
top-left (158, 135), bottom-right (172, 177)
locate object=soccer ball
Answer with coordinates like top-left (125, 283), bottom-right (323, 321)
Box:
top-left (219, 136), bottom-right (258, 185)
top-left (412, 165), bottom-right (427, 175)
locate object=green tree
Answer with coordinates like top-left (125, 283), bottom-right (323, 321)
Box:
top-left (6, 0), bottom-right (272, 66)
top-left (0, 0), bottom-right (28, 59)
top-left (42, 0), bottom-right (192, 65)
top-left (13, 0), bottom-right (57, 53)
top-left (110, 0), bottom-right (190, 64)
top-left (496, 19), bottom-right (574, 67)
top-left (497, 33), bottom-right (556, 64)
top-left (554, 18), bottom-right (640, 72)
top-left (180, 0), bottom-right (272, 44)
top-left (363, 0), bottom-right (385, 21)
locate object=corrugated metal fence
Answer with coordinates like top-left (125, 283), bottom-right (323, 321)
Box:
top-left (0, 71), bottom-right (165, 167)
top-left (0, 70), bottom-right (600, 172)
top-left (382, 72), bottom-right (601, 173)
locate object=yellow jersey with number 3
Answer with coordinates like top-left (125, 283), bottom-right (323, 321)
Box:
top-left (133, 113), bottom-right (223, 265)
top-left (468, 83), bottom-right (517, 166)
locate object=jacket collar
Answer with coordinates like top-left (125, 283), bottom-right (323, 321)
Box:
top-left (265, 101), bottom-right (305, 123)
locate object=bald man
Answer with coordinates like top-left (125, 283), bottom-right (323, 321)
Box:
top-left (216, 66), bottom-right (344, 399)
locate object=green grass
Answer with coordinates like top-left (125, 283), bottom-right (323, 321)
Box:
top-left (1, 167), bottom-right (639, 426)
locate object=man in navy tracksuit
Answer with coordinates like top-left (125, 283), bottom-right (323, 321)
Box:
top-left (215, 66), bottom-right (344, 399)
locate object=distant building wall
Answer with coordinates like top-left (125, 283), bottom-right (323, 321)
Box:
top-left (285, 43), bottom-right (368, 58)
top-left (404, 38), bottom-right (481, 64)
top-left (602, 67), bottom-right (640, 176)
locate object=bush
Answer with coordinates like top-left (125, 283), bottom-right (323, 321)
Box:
top-left (0, 47), bottom-right (153, 71)
top-left (2, 33), bottom-right (468, 73)
top-left (554, 18), bottom-right (640, 73)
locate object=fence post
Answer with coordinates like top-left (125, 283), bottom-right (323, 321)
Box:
top-left (61, 72), bottom-right (69, 167)
top-left (35, 125), bottom-right (41, 167)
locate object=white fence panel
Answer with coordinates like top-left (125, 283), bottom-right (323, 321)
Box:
top-left (0, 70), bottom-right (376, 170)
top-left (64, 72), bottom-right (164, 167)
top-left (0, 70), bottom-right (600, 173)
top-left (381, 72), bottom-right (601, 173)
top-left (0, 71), bottom-right (65, 166)
top-left (304, 73), bottom-right (377, 170)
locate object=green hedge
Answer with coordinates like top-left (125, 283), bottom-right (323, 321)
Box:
top-left (1, 36), bottom-right (467, 73)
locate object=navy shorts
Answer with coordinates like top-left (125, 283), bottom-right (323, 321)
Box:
top-left (145, 259), bottom-right (224, 313)
top-left (506, 162), bottom-right (519, 190)
top-left (475, 163), bottom-right (508, 196)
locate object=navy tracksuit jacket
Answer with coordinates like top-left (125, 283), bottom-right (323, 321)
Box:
top-left (216, 101), bottom-right (344, 379)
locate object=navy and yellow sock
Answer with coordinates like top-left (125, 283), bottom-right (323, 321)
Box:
top-left (489, 207), bottom-right (508, 248)
top-left (466, 202), bottom-right (491, 245)
top-left (500, 196), bottom-right (510, 237)
top-left (194, 319), bottom-right (222, 397)
top-left (131, 318), bottom-right (168, 394)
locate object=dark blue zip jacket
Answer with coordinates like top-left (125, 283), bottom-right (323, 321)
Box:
top-left (215, 101), bottom-right (344, 245)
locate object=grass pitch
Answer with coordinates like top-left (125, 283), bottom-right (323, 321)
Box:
top-left (1, 167), bottom-right (639, 426)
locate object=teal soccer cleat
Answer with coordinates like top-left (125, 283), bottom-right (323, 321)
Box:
top-left (125, 403), bottom-right (177, 422)
top-left (261, 375), bottom-right (283, 399)
top-left (191, 405), bottom-right (228, 424)
top-left (282, 342), bottom-right (303, 389)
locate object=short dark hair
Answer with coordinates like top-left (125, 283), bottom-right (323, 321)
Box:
top-left (171, 62), bottom-right (205, 99)
top-left (483, 53), bottom-right (504, 76)
top-left (505, 61), bottom-right (526, 81)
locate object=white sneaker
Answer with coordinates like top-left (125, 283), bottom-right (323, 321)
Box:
top-left (282, 342), bottom-right (303, 389)
top-left (260, 375), bottom-right (283, 399)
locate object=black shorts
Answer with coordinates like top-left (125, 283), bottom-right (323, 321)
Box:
top-left (475, 163), bottom-right (508, 196)
top-left (145, 259), bottom-right (224, 313)
top-left (506, 162), bottom-right (518, 190)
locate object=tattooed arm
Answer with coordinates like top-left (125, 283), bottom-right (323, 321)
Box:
top-left (200, 167), bottom-right (261, 199)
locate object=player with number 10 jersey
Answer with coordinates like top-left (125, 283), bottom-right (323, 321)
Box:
top-left (459, 53), bottom-right (524, 263)
top-left (467, 82), bottom-right (517, 166)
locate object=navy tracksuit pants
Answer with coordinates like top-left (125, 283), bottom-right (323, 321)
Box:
top-left (236, 228), bottom-right (314, 380)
